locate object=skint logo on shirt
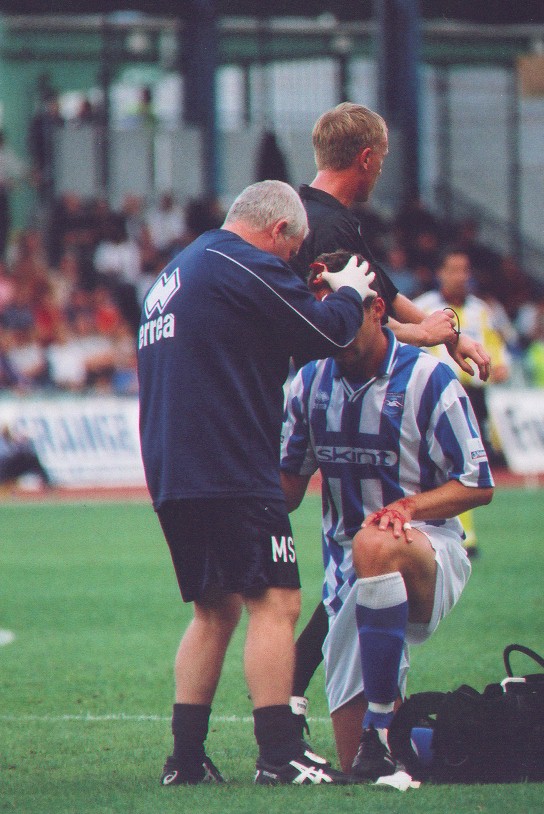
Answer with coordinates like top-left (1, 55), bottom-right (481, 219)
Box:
top-left (144, 268), bottom-right (181, 318)
top-left (315, 446), bottom-right (398, 466)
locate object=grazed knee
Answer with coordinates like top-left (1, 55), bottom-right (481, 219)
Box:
top-left (352, 525), bottom-right (404, 577)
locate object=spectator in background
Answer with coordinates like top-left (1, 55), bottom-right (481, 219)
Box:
top-left (351, 201), bottom-right (390, 262)
top-left (70, 308), bottom-right (115, 391)
top-left (394, 195), bottom-right (445, 252)
top-left (47, 249), bottom-right (83, 311)
top-left (414, 247), bottom-right (511, 557)
top-left (0, 131), bottom-right (28, 259)
top-left (91, 285), bottom-right (124, 337)
top-left (46, 307), bottom-right (114, 393)
top-left (0, 327), bottom-right (25, 390)
top-left (93, 212), bottom-right (142, 333)
top-left (32, 277), bottom-right (67, 348)
top-left (27, 90), bottom-right (64, 205)
top-left (255, 129), bottom-right (290, 184)
top-left (3, 321), bottom-right (49, 390)
top-left (414, 248), bottom-right (511, 415)
top-left (181, 196), bottom-right (225, 246)
top-left (130, 86), bottom-right (157, 128)
top-left (9, 228), bottom-right (50, 294)
top-left (0, 425), bottom-right (51, 489)
top-left (0, 260), bottom-right (15, 314)
top-left (121, 194), bottom-right (147, 244)
top-left (146, 192), bottom-right (186, 258)
top-left (454, 217), bottom-right (503, 299)
top-left (47, 192), bottom-right (96, 273)
top-left (110, 320), bottom-right (138, 396)
top-left (393, 196), bottom-right (447, 295)
top-left (75, 97), bottom-right (100, 126)
top-left (1, 279), bottom-right (35, 339)
top-left (495, 254), bottom-right (536, 330)
top-left (381, 243), bottom-right (420, 299)
top-left (524, 297), bottom-right (544, 386)
top-left (46, 320), bottom-right (89, 392)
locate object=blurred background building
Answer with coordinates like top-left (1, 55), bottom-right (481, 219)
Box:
top-left (0, 4), bottom-right (541, 274)
top-left (0, 1), bottom-right (543, 487)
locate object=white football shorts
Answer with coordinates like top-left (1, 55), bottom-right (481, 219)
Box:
top-left (322, 524), bottom-right (471, 713)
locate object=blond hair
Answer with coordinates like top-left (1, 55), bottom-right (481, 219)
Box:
top-left (312, 102), bottom-right (388, 171)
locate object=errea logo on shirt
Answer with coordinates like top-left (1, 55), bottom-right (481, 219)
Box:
top-left (145, 269), bottom-right (180, 317)
top-left (139, 313), bottom-right (175, 348)
top-left (139, 269), bottom-right (180, 349)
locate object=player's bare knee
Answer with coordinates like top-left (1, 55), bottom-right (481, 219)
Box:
top-left (352, 526), bottom-right (402, 577)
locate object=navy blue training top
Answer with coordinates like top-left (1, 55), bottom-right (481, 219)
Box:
top-left (137, 228), bottom-right (364, 509)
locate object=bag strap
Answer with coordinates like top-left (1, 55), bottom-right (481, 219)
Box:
top-left (503, 644), bottom-right (544, 677)
top-left (388, 691), bottom-right (446, 778)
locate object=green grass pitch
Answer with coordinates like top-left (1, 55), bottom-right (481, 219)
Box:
top-left (1, 488), bottom-right (543, 813)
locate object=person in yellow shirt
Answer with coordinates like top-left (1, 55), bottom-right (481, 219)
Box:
top-left (414, 248), bottom-right (510, 557)
top-left (525, 301), bottom-right (544, 386)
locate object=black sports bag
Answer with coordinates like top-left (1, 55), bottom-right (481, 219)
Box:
top-left (388, 643), bottom-right (544, 784)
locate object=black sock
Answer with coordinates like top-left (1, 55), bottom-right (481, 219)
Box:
top-left (254, 704), bottom-right (303, 765)
top-left (293, 601), bottom-right (329, 696)
top-left (172, 703), bottom-right (211, 768)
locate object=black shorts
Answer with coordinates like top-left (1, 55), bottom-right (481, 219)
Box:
top-left (157, 496), bottom-right (301, 603)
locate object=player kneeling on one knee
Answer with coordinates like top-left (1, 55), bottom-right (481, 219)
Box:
top-left (281, 249), bottom-right (494, 780)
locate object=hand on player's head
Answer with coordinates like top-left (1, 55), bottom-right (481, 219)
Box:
top-left (320, 255), bottom-right (377, 302)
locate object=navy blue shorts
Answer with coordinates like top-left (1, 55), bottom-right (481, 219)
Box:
top-left (157, 496), bottom-right (301, 603)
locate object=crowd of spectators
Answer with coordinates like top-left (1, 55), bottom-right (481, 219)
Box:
top-left (355, 197), bottom-right (544, 385)
top-left (0, 190), bottom-right (225, 396)
top-left (0, 187), bottom-right (543, 398)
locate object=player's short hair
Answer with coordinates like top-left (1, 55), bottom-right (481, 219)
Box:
top-left (224, 180), bottom-right (308, 238)
top-left (312, 103), bottom-right (388, 171)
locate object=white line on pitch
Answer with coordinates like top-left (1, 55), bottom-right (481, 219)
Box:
top-left (0, 713), bottom-right (331, 724)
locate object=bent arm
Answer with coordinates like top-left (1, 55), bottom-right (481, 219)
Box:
top-left (389, 294), bottom-right (457, 347)
top-left (398, 479), bottom-right (493, 521)
top-left (280, 470), bottom-right (312, 513)
top-left (362, 479), bottom-right (494, 539)
top-left (391, 293), bottom-right (491, 380)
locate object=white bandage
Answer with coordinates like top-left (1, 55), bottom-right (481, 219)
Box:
top-left (403, 522), bottom-right (412, 531)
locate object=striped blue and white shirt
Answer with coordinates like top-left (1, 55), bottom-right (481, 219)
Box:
top-left (281, 328), bottom-right (494, 614)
